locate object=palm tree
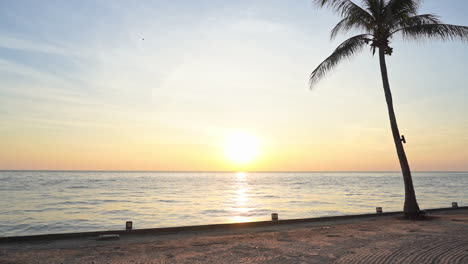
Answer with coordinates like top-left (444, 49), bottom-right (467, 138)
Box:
top-left (310, 0), bottom-right (468, 218)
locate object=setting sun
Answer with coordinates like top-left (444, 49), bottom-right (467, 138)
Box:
top-left (225, 132), bottom-right (261, 165)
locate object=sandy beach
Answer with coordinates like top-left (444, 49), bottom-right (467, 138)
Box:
top-left (1, 208), bottom-right (468, 263)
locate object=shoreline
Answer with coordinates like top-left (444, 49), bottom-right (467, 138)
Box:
top-left (1, 207), bottom-right (467, 263)
top-left (1, 206), bottom-right (466, 243)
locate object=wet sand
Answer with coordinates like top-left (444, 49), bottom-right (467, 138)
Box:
top-left (1, 209), bottom-right (468, 263)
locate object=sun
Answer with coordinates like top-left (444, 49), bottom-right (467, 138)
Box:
top-left (225, 132), bottom-right (261, 165)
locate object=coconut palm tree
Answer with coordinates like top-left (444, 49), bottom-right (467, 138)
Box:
top-left (310, 0), bottom-right (468, 218)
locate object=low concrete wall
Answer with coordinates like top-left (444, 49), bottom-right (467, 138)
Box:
top-left (1, 206), bottom-right (466, 243)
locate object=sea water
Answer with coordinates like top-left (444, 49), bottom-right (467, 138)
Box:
top-left (0, 171), bottom-right (467, 236)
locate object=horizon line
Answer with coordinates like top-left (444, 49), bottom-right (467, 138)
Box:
top-left (1, 170), bottom-right (467, 173)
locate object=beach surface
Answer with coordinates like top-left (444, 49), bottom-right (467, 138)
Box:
top-left (1, 209), bottom-right (468, 264)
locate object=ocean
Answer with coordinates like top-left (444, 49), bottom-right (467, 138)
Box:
top-left (1, 171), bottom-right (467, 237)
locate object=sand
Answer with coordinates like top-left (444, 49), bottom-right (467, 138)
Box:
top-left (1, 209), bottom-right (468, 263)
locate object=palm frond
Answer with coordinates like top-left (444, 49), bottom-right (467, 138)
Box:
top-left (330, 10), bottom-right (374, 40)
top-left (384, 0), bottom-right (424, 28)
top-left (389, 14), bottom-right (441, 34)
top-left (385, 0), bottom-right (421, 17)
top-left (313, 0), bottom-right (373, 19)
top-left (310, 34), bottom-right (371, 88)
top-left (363, 0), bottom-right (386, 21)
top-left (397, 24), bottom-right (468, 42)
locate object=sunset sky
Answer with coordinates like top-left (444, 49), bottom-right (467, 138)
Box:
top-left (1, 0), bottom-right (467, 171)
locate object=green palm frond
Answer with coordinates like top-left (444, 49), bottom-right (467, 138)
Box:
top-left (397, 23), bottom-right (468, 41)
top-left (309, 34), bottom-right (371, 88)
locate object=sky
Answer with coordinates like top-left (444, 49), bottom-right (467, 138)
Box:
top-left (0, 0), bottom-right (467, 171)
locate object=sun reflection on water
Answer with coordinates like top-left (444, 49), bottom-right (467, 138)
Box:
top-left (236, 171), bottom-right (247, 179)
top-left (227, 172), bottom-right (253, 223)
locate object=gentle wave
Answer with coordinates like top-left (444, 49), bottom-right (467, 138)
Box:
top-left (0, 171), bottom-right (467, 236)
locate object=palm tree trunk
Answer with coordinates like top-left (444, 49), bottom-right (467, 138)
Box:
top-left (378, 48), bottom-right (420, 218)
